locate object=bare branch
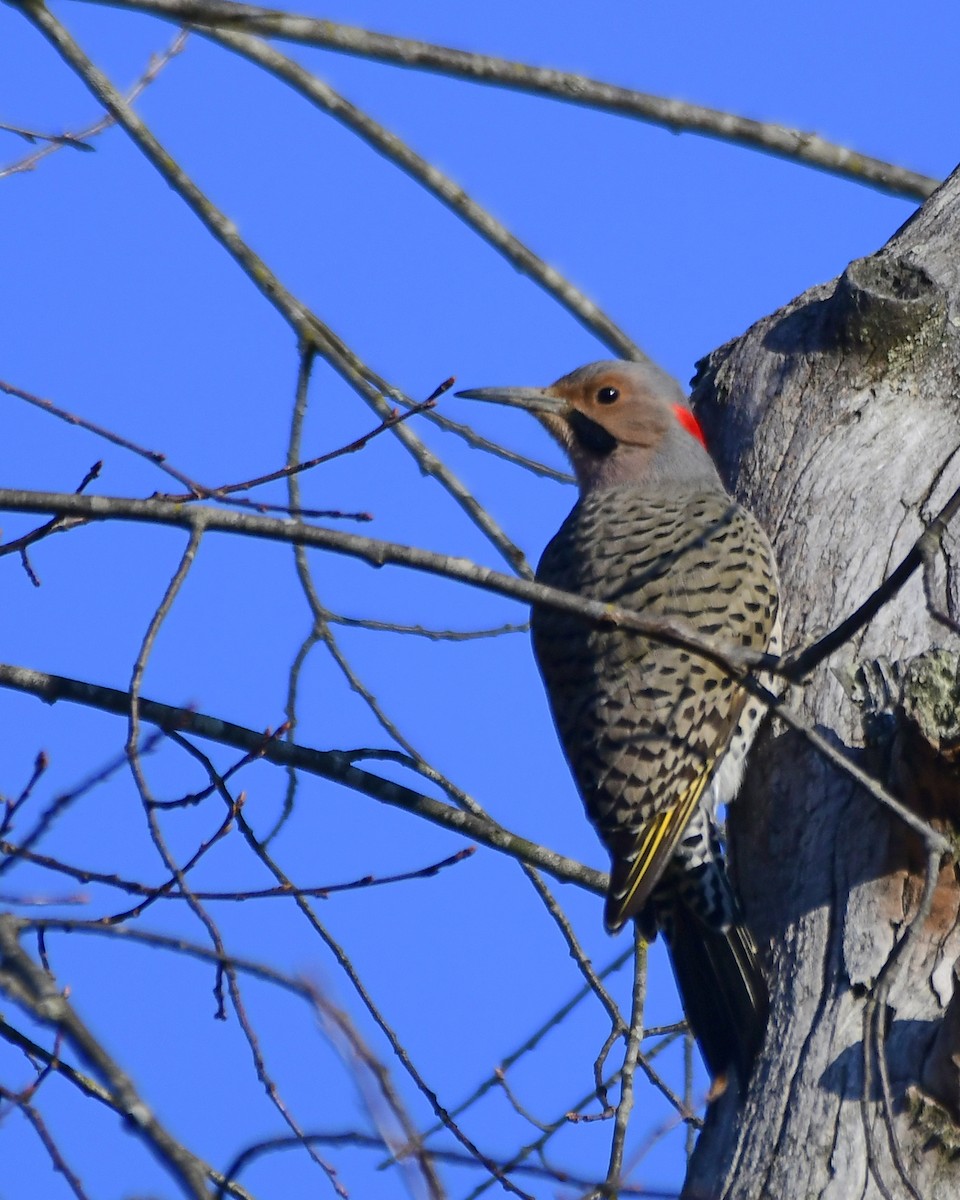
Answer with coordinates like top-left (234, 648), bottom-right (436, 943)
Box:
top-left (217, 1128), bottom-right (676, 1196)
top-left (0, 661), bottom-right (607, 895)
top-left (0, 487), bottom-right (951, 858)
top-left (0, 487), bottom-right (781, 670)
top-left (0, 916), bottom-right (211, 1199)
top-left (73, 0), bottom-right (937, 200)
top-left (195, 25), bottom-right (644, 360)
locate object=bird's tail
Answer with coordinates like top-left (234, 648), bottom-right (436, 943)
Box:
top-left (659, 902), bottom-right (768, 1086)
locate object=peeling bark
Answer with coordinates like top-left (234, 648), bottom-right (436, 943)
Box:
top-left (683, 166), bottom-right (960, 1198)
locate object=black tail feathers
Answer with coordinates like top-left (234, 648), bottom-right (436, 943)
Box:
top-left (660, 903), bottom-right (768, 1085)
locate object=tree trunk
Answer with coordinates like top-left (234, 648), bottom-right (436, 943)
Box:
top-left (683, 163), bottom-right (960, 1198)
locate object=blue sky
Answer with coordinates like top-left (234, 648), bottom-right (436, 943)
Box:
top-left (1, 3), bottom-right (957, 1197)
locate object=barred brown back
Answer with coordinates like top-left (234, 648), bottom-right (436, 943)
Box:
top-left (533, 485), bottom-right (779, 926)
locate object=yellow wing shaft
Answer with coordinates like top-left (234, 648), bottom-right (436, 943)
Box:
top-left (605, 768), bottom-right (713, 931)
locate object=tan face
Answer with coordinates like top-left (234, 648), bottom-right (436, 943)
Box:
top-left (455, 358), bottom-right (707, 491)
top-left (541, 364), bottom-right (673, 455)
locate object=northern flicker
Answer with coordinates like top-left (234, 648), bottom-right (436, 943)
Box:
top-left (458, 359), bottom-right (780, 1083)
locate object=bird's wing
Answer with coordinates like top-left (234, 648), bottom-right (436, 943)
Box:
top-left (603, 765), bottom-right (712, 932)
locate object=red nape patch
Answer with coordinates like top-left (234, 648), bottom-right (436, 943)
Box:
top-left (672, 404), bottom-right (707, 447)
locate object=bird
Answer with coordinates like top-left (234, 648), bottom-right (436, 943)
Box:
top-left (457, 359), bottom-right (780, 1084)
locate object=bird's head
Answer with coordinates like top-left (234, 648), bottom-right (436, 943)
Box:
top-left (458, 359), bottom-right (720, 493)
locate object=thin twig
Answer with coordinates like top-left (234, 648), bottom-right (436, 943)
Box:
top-left (408, 948), bottom-right (632, 1156)
top-left (0, 731), bottom-right (162, 880)
top-left (324, 610), bottom-right (528, 641)
top-left (0, 838), bottom-right (473, 905)
top-left (0, 120), bottom-right (94, 150)
top-left (170, 742), bottom-right (348, 1194)
top-left (0, 751), bottom-right (49, 839)
top-left (0, 1088), bottom-right (90, 1200)
top-left (273, 342), bottom-right (319, 843)
top-left (463, 1031), bottom-right (687, 1200)
top-left (0, 30), bottom-right (187, 179)
top-left (684, 1033), bottom-right (696, 1161)
top-left (156, 385), bottom-right (446, 506)
top-left (0, 377), bottom-right (418, 525)
top-left (0, 460), bottom-right (101, 577)
top-left (523, 867), bottom-right (626, 1034)
top-left (412, 406), bottom-right (573, 484)
top-left (96, 806), bottom-right (237, 925)
top-left (604, 927), bottom-right (646, 1197)
top-left (0, 378), bottom-right (204, 494)
top-left (313, 994), bottom-right (446, 1200)
top-left (593, 1025), bottom-right (623, 1115)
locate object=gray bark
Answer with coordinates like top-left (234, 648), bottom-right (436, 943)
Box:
top-left (683, 164), bottom-right (960, 1198)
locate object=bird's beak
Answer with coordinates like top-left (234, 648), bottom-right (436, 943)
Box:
top-left (455, 385), bottom-right (568, 418)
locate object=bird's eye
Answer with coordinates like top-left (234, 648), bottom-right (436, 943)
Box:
top-left (596, 386), bottom-right (619, 404)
